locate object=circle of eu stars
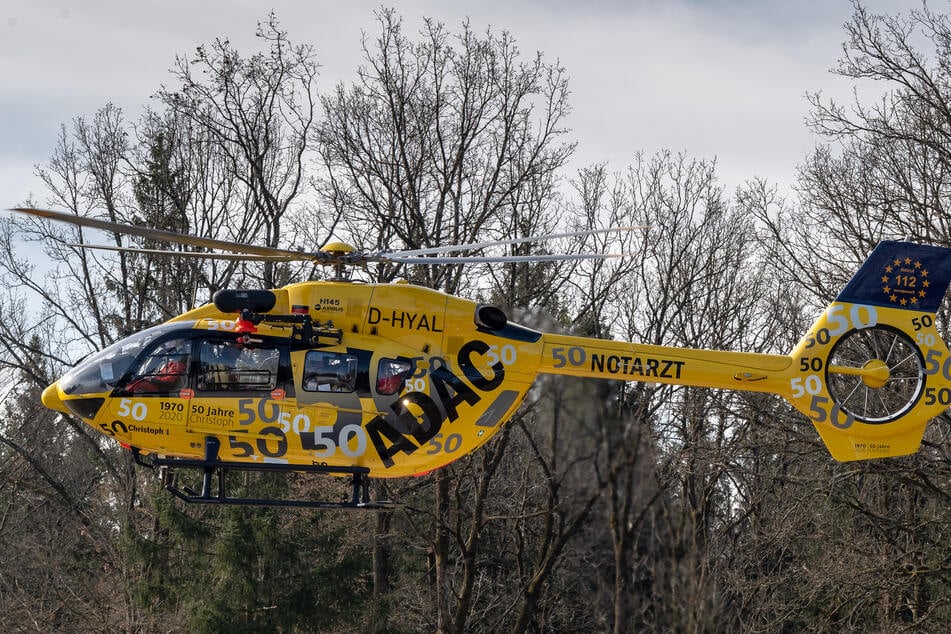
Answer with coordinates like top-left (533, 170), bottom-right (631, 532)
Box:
top-left (881, 257), bottom-right (930, 306)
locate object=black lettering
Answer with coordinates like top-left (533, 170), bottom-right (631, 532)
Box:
top-left (645, 358), bottom-right (659, 377)
top-left (392, 311), bottom-right (405, 328)
top-left (458, 340), bottom-right (505, 391)
top-left (587, 354), bottom-right (684, 380)
top-left (430, 366), bottom-right (480, 422)
top-left (418, 314), bottom-right (429, 330)
top-left (366, 415), bottom-right (419, 468)
top-left (660, 359), bottom-right (685, 379)
top-left (368, 307), bottom-right (381, 325)
top-left (392, 391), bottom-right (444, 445)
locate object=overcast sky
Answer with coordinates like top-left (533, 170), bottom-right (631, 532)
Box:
top-left (0, 0), bottom-right (918, 208)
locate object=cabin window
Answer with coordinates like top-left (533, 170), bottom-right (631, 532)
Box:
top-left (126, 338), bottom-right (192, 394)
top-left (197, 340), bottom-right (280, 392)
top-left (62, 323), bottom-right (179, 396)
top-left (377, 358), bottom-right (413, 395)
top-left (303, 351), bottom-right (358, 393)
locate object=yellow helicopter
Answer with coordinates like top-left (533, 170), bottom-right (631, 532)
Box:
top-left (15, 207), bottom-right (951, 508)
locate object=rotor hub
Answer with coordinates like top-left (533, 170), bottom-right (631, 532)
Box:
top-left (860, 358), bottom-right (891, 389)
top-left (320, 242), bottom-right (356, 257)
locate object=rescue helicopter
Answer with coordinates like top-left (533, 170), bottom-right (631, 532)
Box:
top-left (15, 207), bottom-right (951, 509)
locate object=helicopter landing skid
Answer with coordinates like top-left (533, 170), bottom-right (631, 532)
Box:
top-left (131, 438), bottom-right (397, 510)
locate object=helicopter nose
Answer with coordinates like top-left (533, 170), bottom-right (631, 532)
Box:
top-left (41, 382), bottom-right (70, 414)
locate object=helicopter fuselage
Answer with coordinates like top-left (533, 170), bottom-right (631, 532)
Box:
top-left (43, 280), bottom-right (546, 478)
top-left (43, 237), bottom-right (951, 479)
top-left (15, 203), bottom-right (950, 497)
top-left (41, 278), bottom-right (810, 478)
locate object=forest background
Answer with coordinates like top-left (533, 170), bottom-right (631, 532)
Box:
top-left (0, 2), bottom-right (949, 632)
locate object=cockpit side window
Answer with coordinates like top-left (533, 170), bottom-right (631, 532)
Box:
top-left (376, 358), bottom-right (413, 395)
top-left (197, 340), bottom-right (280, 392)
top-left (61, 324), bottom-right (179, 396)
top-left (125, 338), bottom-right (192, 395)
top-left (303, 351), bottom-right (358, 393)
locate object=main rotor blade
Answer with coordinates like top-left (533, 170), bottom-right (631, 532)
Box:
top-left (379, 253), bottom-right (628, 264)
top-left (66, 243), bottom-right (303, 262)
top-left (384, 225), bottom-right (647, 258)
top-left (10, 207), bottom-right (318, 261)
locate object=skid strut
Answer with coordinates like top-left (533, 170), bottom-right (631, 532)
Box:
top-left (132, 438), bottom-right (395, 510)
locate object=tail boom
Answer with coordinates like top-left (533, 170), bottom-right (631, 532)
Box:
top-left (537, 241), bottom-right (951, 462)
top-left (539, 334), bottom-right (793, 394)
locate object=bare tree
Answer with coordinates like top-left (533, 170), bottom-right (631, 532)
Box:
top-left (314, 11), bottom-right (575, 632)
top-left (0, 17), bottom-right (329, 631)
top-left (316, 8), bottom-right (574, 291)
top-left (734, 4), bottom-right (951, 628)
top-left (158, 12), bottom-right (318, 288)
top-left (806, 1), bottom-right (951, 245)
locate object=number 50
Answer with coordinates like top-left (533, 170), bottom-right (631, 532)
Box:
top-left (791, 375), bottom-right (822, 398)
top-left (486, 344), bottom-right (516, 365)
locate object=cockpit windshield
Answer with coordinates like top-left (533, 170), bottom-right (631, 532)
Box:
top-left (59, 322), bottom-right (195, 396)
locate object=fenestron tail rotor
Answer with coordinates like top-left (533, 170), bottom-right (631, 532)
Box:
top-left (9, 207), bottom-right (642, 269)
